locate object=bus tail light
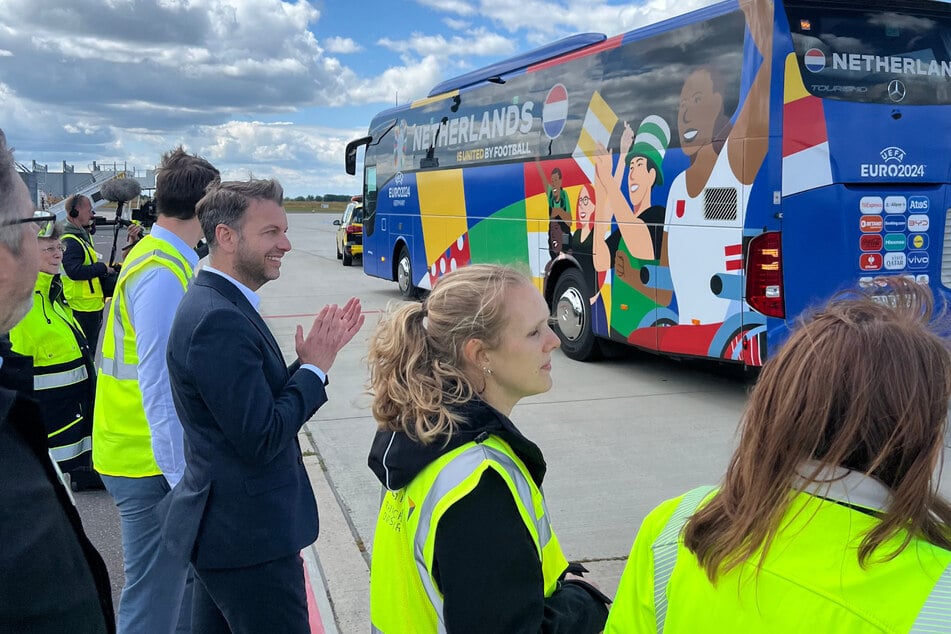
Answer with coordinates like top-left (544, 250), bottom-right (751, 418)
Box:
top-left (746, 231), bottom-right (784, 318)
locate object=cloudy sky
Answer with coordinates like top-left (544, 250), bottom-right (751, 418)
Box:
top-left (0, 0), bottom-right (788, 196)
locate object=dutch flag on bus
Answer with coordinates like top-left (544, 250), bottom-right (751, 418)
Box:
top-left (543, 84), bottom-right (568, 140)
top-left (804, 48), bottom-right (826, 73)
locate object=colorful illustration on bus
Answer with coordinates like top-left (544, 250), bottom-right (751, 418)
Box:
top-left (345, 0), bottom-right (951, 366)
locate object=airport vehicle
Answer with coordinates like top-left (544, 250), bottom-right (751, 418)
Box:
top-left (345, 0), bottom-right (951, 365)
top-left (334, 197), bottom-right (364, 266)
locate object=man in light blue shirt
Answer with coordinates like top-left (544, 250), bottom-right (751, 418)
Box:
top-left (94, 148), bottom-right (219, 634)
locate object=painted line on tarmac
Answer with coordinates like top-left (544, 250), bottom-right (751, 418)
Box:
top-left (262, 309), bottom-right (384, 319)
top-left (303, 544), bottom-right (336, 634)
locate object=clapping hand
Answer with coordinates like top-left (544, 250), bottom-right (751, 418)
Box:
top-left (296, 297), bottom-right (365, 372)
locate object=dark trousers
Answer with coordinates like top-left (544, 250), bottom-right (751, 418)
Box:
top-left (192, 553), bottom-right (309, 633)
top-left (73, 310), bottom-right (103, 356)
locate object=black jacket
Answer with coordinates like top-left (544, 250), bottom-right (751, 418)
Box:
top-left (0, 337), bottom-right (114, 633)
top-left (368, 398), bottom-right (609, 633)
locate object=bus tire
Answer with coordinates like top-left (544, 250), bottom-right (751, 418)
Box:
top-left (552, 268), bottom-right (600, 361)
top-left (396, 246), bottom-right (418, 299)
top-left (342, 249), bottom-right (353, 266)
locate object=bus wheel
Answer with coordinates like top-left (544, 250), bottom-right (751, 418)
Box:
top-left (396, 246), bottom-right (418, 299)
top-left (552, 269), bottom-right (600, 361)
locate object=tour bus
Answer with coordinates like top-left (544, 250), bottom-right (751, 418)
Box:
top-left (345, 0), bottom-right (951, 364)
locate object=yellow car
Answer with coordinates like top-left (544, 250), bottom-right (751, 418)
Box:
top-left (334, 199), bottom-right (363, 266)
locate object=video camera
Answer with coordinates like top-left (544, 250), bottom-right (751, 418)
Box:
top-left (131, 198), bottom-right (158, 229)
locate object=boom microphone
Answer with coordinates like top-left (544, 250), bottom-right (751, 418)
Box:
top-left (101, 178), bottom-right (142, 203)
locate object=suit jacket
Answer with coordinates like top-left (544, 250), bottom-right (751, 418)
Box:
top-left (0, 338), bottom-right (114, 632)
top-left (160, 270), bottom-right (327, 569)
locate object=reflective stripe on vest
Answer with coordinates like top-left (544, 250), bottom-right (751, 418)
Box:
top-left (910, 563), bottom-right (951, 633)
top-left (33, 364), bottom-right (88, 390)
top-left (99, 248), bottom-right (190, 382)
top-left (651, 485), bottom-right (716, 634)
top-left (99, 290), bottom-right (137, 380)
top-left (411, 443), bottom-right (555, 630)
top-left (651, 487), bottom-right (951, 634)
top-left (49, 434), bottom-right (92, 463)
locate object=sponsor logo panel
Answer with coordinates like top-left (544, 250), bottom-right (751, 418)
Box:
top-left (884, 196), bottom-right (907, 214)
top-left (859, 196), bottom-right (884, 214)
top-left (883, 234), bottom-right (906, 251)
top-left (860, 215), bottom-right (883, 232)
top-left (883, 215), bottom-right (907, 231)
top-left (883, 252), bottom-right (906, 270)
top-left (907, 214), bottom-right (930, 232)
top-left (907, 251), bottom-right (930, 270)
top-left (860, 253), bottom-right (883, 271)
top-left (910, 234), bottom-right (929, 250)
top-left (860, 234), bottom-right (883, 251)
top-left (908, 196), bottom-right (929, 212)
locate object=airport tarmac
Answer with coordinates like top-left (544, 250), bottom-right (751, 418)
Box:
top-left (76, 212), bottom-right (951, 632)
top-left (267, 213), bottom-right (749, 632)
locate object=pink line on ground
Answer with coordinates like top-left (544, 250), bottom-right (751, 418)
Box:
top-left (303, 556), bottom-right (326, 634)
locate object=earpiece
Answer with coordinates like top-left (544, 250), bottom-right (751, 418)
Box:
top-left (68, 196), bottom-right (80, 218)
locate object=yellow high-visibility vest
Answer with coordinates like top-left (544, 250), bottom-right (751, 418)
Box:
top-left (93, 235), bottom-right (192, 477)
top-left (369, 435), bottom-right (570, 633)
top-left (606, 486), bottom-right (951, 633)
top-left (61, 230), bottom-right (105, 312)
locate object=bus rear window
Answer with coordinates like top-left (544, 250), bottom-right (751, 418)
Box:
top-left (785, 2), bottom-right (951, 105)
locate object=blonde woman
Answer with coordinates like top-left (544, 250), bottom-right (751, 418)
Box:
top-left (368, 264), bottom-right (609, 632)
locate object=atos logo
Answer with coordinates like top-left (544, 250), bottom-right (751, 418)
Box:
top-left (884, 196), bottom-right (906, 214)
top-left (883, 252), bottom-right (906, 270)
top-left (860, 234), bottom-right (883, 251)
top-left (907, 214), bottom-right (930, 232)
top-left (884, 215), bottom-right (906, 231)
top-left (883, 234), bottom-right (906, 251)
top-left (910, 234), bottom-right (929, 250)
top-left (859, 196), bottom-right (883, 214)
top-left (860, 253), bottom-right (883, 271)
top-left (907, 251), bottom-right (930, 270)
top-left (908, 196), bottom-right (929, 212)
top-left (860, 215), bottom-right (883, 232)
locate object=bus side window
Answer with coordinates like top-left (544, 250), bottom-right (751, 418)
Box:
top-left (364, 165), bottom-right (377, 236)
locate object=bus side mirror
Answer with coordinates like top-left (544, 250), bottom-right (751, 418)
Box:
top-left (345, 136), bottom-right (372, 176)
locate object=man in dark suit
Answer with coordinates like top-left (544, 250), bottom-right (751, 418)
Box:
top-left (0, 127), bottom-right (115, 632)
top-left (161, 177), bottom-right (363, 632)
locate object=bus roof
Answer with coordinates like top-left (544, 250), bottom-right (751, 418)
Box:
top-left (427, 32), bottom-right (607, 97)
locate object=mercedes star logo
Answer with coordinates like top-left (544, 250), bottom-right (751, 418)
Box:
top-left (888, 79), bottom-right (906, 103)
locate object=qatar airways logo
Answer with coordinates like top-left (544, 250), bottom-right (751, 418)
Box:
top-left (860, 146), bottom-right (926, 178)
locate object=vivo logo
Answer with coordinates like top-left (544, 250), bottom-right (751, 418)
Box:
top-left (907, 251), bottom-right (930, 269)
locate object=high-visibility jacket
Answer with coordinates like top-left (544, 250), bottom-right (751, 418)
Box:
top-left (8, 272), bottom-right (95, 469)
top-left (369, 435), bottom-right (570, 633)
top-left (606, 483), bottom-right (951, 633)
top-left (61, 226), bottom-right (105, 312)
top-left (93, 235), bottom-right (192, 478)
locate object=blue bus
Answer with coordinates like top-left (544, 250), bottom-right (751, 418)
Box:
top-left (345, 0), bottom-right (951, 365)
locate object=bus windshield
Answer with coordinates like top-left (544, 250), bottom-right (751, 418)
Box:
top-left (785, 1), bottom-right (951, 105)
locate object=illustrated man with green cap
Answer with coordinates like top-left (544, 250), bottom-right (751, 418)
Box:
top-left (593, 115), bottom-right (672, 339)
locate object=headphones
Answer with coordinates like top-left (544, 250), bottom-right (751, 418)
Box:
top-left (68, 195), bottom-right (80, 218)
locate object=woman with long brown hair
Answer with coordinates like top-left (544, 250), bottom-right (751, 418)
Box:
top-left (607, 278), bottom-right (951, 632)
top-left (367, 264), bottom-right (609, 632)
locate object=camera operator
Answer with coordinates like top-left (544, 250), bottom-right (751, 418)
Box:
top-left (61, 194), bottom-right (142, 352)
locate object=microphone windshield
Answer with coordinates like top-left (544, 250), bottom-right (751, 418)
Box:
top-left (101, 178), bottom-right (142, 203)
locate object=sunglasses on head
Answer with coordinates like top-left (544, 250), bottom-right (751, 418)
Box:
top-left (0, 211), bottom-right (58, 238)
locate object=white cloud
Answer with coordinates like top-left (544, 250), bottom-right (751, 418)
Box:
top-left (324, 36), bottom-right (361, 54)
top-left (414, 0), bottom-right (478, 17)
